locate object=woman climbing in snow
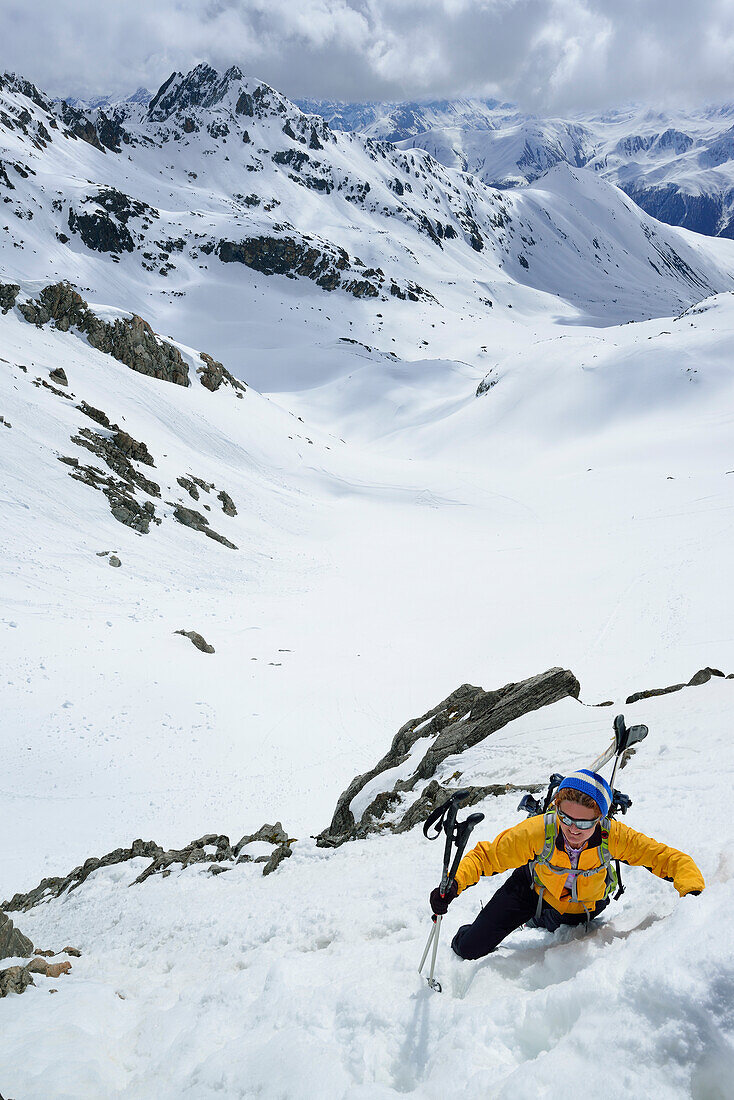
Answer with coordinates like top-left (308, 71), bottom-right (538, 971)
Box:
top-left (429, 769), bottom-right (704, 960)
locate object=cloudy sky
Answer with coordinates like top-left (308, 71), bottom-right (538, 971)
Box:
top-left (3, 0), bottom-right (734, 111)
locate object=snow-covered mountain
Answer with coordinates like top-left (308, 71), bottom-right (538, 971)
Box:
top-left (303, 95), bottom-right (734, 237)
top-left (62, 86), bottom-right (152, 112)
top-left (294, 95), bottom-right (520, 140)
top-left (2, 62), bottom-right (734, 1098)
top-left (2, 61), bottom-right (734, 354)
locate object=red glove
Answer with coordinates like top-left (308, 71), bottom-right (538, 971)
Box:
top-left (430, 880), bottom-right (458, 915)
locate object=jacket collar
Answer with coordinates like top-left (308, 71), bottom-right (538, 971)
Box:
top-left (555, 822), bottom-right (602, 852)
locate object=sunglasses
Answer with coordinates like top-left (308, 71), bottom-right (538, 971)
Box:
top-left (557, 808), bottom-right (600, 831)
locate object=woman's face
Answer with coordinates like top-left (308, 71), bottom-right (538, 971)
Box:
top-left (557, 799), bottom-right (600, 848)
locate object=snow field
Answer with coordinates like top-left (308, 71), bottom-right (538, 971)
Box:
top-left (2, 67), bottom-right (734, 1095)
top-left (3, 289), bottom-right (734, 896)
top-left (2, 683), bottom-right (733, 1098)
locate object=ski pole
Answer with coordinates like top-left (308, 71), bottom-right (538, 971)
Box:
top-left (419, 791), bottom-right (484, 992)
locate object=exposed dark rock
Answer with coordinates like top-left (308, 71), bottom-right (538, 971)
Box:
top-left (235, 91), bottom-right (254, 117)
top-left (148, 63), bottom-right (250, 121)
top-left (177, 476), bottom-right (199, 501)
top-left (2, 838), bottom-right (164, 912)
top-left (67, 188), bottom-right (157, 255)
top-left (108, 555), bottom-right (122, 568)
top-left (687, 666), bottom-right (725, 686)
top-left (91, 313), bottom-right (189, 387)
top-left (95, 111), bottom-right (128, 153)
top-left (318, 668), bottom-right (580, 846)
top-left (233, 822), bottom-right (290, 853)
top-left (175, 629), bottom-right (215, 654)
top-left (273, 149), bottom-right (309, 170)
top-left (0, 282), bottom-right (19, 314)
top-left (106, 493), bottom-right (156, 534)
top-left (218, 490), bottom-right (237, 516)
top-left (0, 160), bottom-right (17, 189)
top-left (626, 667), bottom-right (728, 704)
top-left (128, 825), bottom-right (294, 884)
top-left (31, 375), bottom-right (73, 400)
top-left (0, 963), bottom-right (34, 997)
top-left (16, 282), bottom-right (189, 387)
top-left (197, 351), bottom-right (247, 395)
top-left (71, 427), bottom-right (160, 496)
top-left (233, 822), bottom-right (295, 875)
top-left (172, 504), bottom-right (238, 549)
top-left (216, 235), bottom-right (401, 299)
top-left (49, 367), bottom-right (68, 386)
top-left (60, 447), bottom-right (159, 535)
top-left (113, 430), bottom-right (155, 467)
top-left (262, 845), bottom-right (293, 876)
top-left (0, 911), bottom-right (33, 960)
top-left (78, 402), bottom-right (114, 428)
top-left (132, 834), bottom-right (234, 884)
top-left (53, 99), bottom-right (104, 150)
top-left (68, 208), bottom-right (133, 253)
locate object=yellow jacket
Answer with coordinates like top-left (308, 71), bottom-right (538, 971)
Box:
top-left (454, 814), bottom-right (705, 915)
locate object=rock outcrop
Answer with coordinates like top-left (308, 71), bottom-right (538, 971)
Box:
top-left (0, 910), bottom-right (33, 960)
top-left (58, 421), bottom-right (162, 535)
top-left (318, 668), bottom-right (580, 847)
top-left (2, 838), bottom-right (164, 912)
top-left (197, 351), bottom-right (247, 396)
top-left (67, 187), bottom-right (157, 254)
top-left (215, 234), bottom-right (431, 302)
top-left (626, 666), bottom-right (730, 704)
top-left (175, 629), bottom-right (215, 654)
top-left (0, 963), bottom-right (35, 997)
top-left (0, 282), bottom-right (19, 314)
top-left (171, 503), bottom-right (238, 549)
top-left (12, 281), bottom-right (190, 387)
top-left (1, 826), bottom-right (296, 913)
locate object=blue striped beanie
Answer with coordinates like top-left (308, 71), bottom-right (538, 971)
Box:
top-left (558, 769), bottom-right (612, 816)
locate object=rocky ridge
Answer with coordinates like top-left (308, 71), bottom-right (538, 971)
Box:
top-left (2, 280), bottom-right (244, 541)
top-left (2, 824), bottom-right (295, 916)
top-left (1, 664), bottom-right (730, 1002)
top-left (317, 668), bottom-right (580, 847)
top-left (5, 280), bottom-right (190, 387)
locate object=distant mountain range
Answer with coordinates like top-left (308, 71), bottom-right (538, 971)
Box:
top-left (2, 62), bottom-right (732, 346)
top-left (297, 97), bottom-right (734, 238)
top-left (57, 79), bottom-right (734, 239)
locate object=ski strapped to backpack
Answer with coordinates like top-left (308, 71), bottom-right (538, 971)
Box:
top-left (518, 713), bottom-right (648, 918)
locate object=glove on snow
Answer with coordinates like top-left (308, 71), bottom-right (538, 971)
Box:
top-left (430, 880), bottom-right (458, 915)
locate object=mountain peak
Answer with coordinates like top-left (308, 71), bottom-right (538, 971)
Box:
top-left (147, 62), bottom-right (252, 122)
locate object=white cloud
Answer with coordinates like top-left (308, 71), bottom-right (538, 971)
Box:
top-left (4, 0), bottom-right (734, 110)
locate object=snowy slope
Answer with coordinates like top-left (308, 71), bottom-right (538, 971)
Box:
top-left (1, 685), bottom-right (732, 1098)
top-left (2, 62), bottom-right (734, 1100)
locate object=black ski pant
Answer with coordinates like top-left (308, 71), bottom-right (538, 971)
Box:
top-left (450, 865), bottom-right (609, 961)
